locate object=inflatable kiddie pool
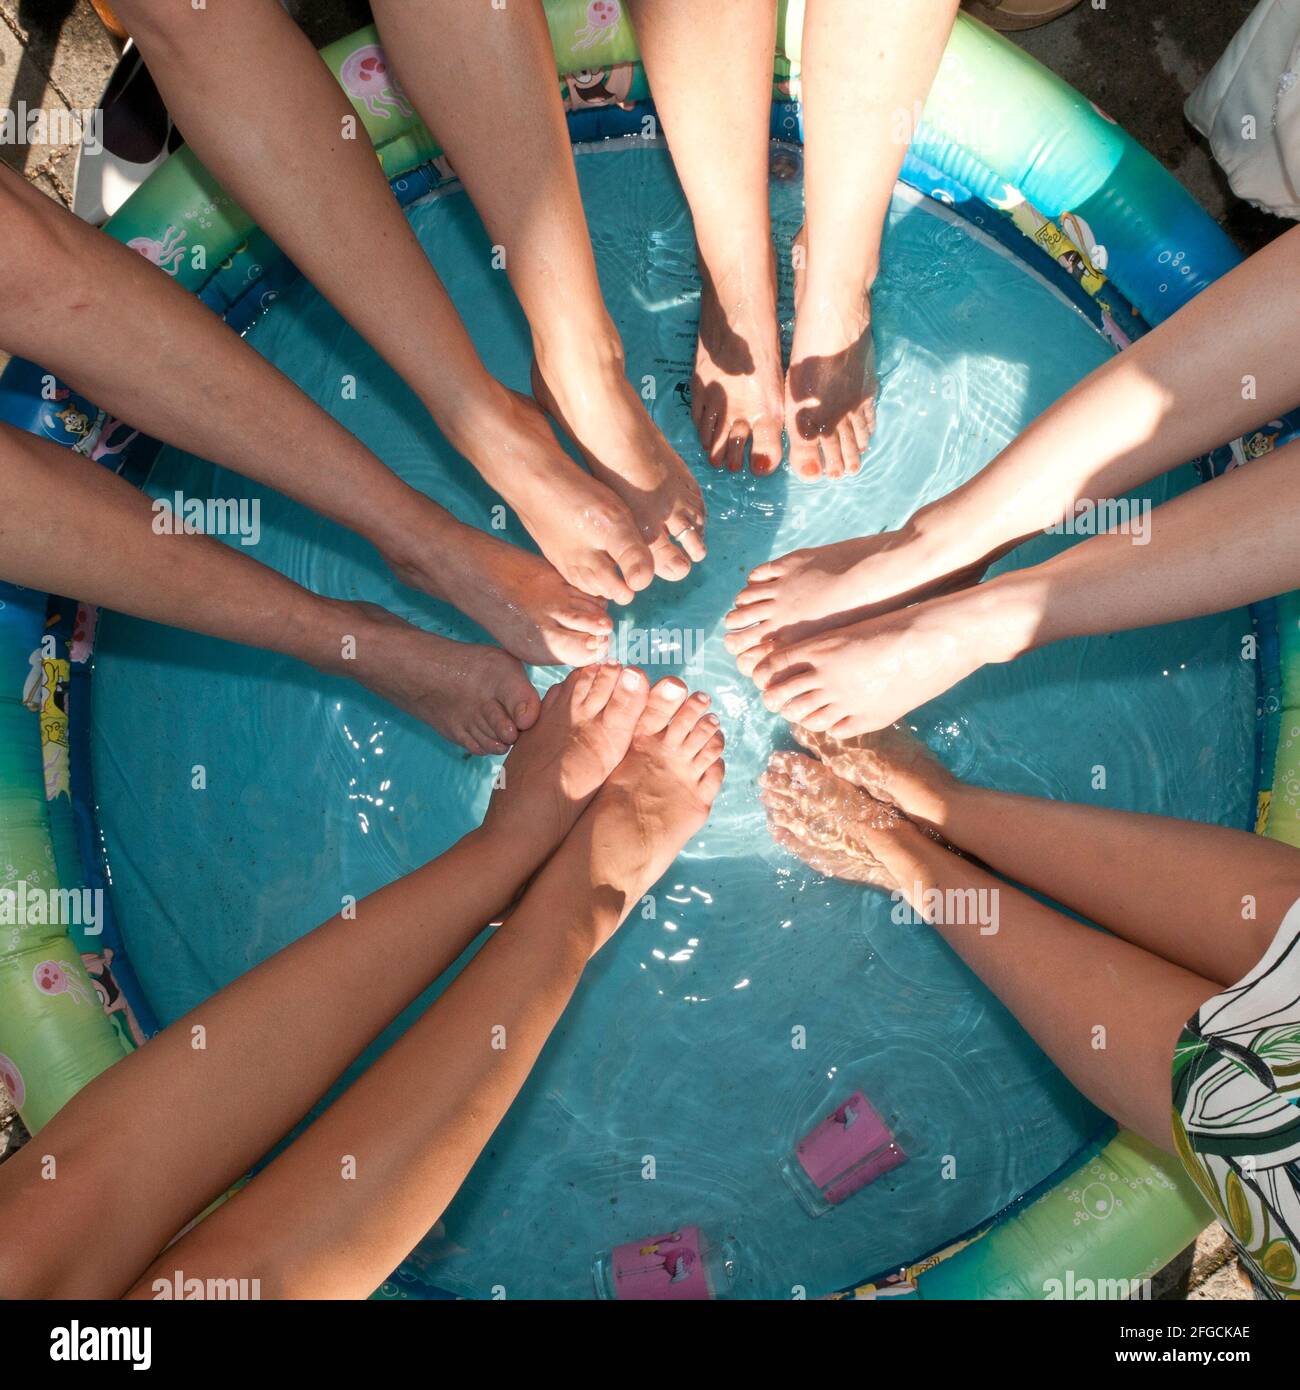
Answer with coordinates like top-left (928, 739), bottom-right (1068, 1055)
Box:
top-left (2, 2), bottom-right (1297, 1299)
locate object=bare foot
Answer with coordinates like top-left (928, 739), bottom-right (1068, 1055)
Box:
top-left (724, 529), bottom-right (994, 676)
top-left (531, 352), bottom-right (707, 583)
top-left (790, 722), bottom-right (956, 832)
top-left (341, 601), bottom-right (541, 756)
top-left (384, 519), bottom-right (613, 667)
top-left (451, 385), bottom-right (656, 606)
top-left (749, 585), bottom-right (1033, 739)
top-left (785, 226), bottom-right (878, 481)
top-left (483, 663), bottom-right (650, 849)
top-left (690, 253), bottom-right (784, 477)
top-left (573, 675), bottom-right (726, 952)
top-left (759, 750), bottom-right (904, 889)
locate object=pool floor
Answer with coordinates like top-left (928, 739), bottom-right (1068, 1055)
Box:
top-left (91, 142), bottom-right (1255, 1297)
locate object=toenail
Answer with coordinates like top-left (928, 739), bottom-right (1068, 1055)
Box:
top-left (619, 668), bottom-right (642, 689)
top-left (663, 683), bottom-right (687, 701)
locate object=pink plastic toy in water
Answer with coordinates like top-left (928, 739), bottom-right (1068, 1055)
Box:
top-left (787, 1090), bottom-right (907, 1215)
top-left (602, 1227), bottom-right (714, 1300)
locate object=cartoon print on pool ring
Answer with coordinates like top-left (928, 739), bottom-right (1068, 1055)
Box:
top-left (0, 1052), bottom-right (24, 1109)
top-left (70, 603), bottom-right (98, 665)
top-left (1059, 210), bottom-right (1107, 276)
top-left (33, 959), bottom-right (94, 1007)
top-left (340, 44), bottom-right (414, 121)
top-left (218, 239), bottom-right (249, 273)
top-left (23, 654), bottom-right (71, 801)
top-left (89, 416), bottom-right (140, 465)
top-left (1075, 1180), bottom-right (1118, 1222)
top-left (1100, 309), bottom-right (1133, 352)
top-left (82, 947), bottom-right (148, 1048)
top-left (1226, 419), bottom-right (1285, 470)
top-left (563, 64), bottom-right (635, 112)
top-left (1243, 422), bottom-right (1284, 462)
top-left (573, 0), bottom-right (622, 52)
top-left (38, 391), bottom-right (94, 446)
top-left (127, 225), bottom-right (187, 276)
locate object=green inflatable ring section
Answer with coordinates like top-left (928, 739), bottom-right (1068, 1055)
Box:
top-left (0, 605), bottom-right (130, 1135)
top-left (16, 0), bottom-right (1294, 1297)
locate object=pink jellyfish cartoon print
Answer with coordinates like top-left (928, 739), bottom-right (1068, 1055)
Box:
top-left (70, 603), bottom-right (99, 665)
top-left (573, 0), bottom-right (622, 52)
top-left (340, 44), bottom-right (414, 120)
top-left (89, 416), bottom-right (140, 466)
top-left (127, 225), bottom-right (186, 276)
top-left (33, 959), bottom-right (93, 1007)
top-left (0, 1053), bottom-right (23, 1109)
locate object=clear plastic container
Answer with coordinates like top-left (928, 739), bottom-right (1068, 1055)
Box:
top-left (781, 1090), bottom-right (909, 1217)
top-left (593, 1225), bottom-right (738, 1300)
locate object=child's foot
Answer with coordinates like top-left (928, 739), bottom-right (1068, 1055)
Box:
top-left (790, 722), bottom-right (957, 832)
top-left (724, 531), bottom-right (992, 675)
top-left (452, 385), bottom-right (657, 606)
top-left (749, 585), bottom-right (1028, 738)
top-left (384, 519), bottom-right (613, 667)
top-left (690, 253), bottom-right (784, 476)
top-left (759, 750), bottom-right (903, 889)
top-left (483, 663), bottom-right (650, 849)
top-left (575, 675), bottom-right (726, 952)
top-left (343, 602), bottom-right (541, 756)
top-left (531, 353), bottom-right (707, 583)
top-left (785, 226), bottom-right (878, 481)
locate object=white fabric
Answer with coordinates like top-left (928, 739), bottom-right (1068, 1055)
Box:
top-left (1185, 0), bottom-right (1300, 220)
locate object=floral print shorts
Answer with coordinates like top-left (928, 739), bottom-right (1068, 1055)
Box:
top-left (1173, 898), bottom-right (1300, 1299)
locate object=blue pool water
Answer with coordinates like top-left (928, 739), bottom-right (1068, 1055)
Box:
top-left (92, 142), bottom-right (1255, 1297)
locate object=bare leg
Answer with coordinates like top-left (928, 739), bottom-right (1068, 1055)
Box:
top-left (789, 724), bottom-right (1300, 988)
top-left (0, 665), bottom-right (657, 1298)
top-left (0, 423), bottom-right (538, 754)
top-left (748, 437), bottom-right (1300, 737)
top-left (371, 0), bottom-right (707, 579)
top-left (627, 0), bottom-right (784, 477)
top-left (0, 165), bottom-right (610, 669)
top-left (760, 756), bottom-right (1218, 1150)
top-left (788, 0), bottom-right (960, 480)
top-left (728, 223), bottom-right (1300, 645)
top-left (122, 682), bottom-right (725, 1299)
top-left (113, 0), bottom-right (655, 603)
